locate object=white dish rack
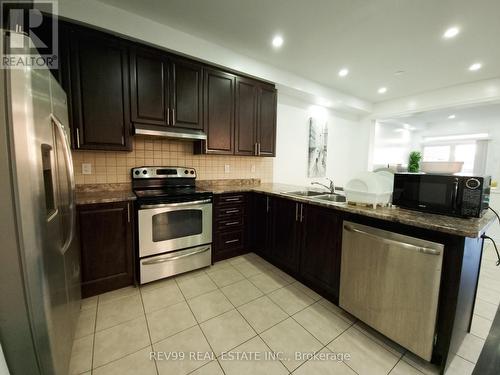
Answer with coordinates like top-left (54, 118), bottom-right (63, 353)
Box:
top-left (344, 171), bottom-right (393, 208)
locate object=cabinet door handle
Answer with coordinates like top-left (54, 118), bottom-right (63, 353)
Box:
top-left (224, 197), bottom-right (241, 202)
top-left (225, 239), bottom-right (239, 244)
top-left (75, 128), bottom-right (80, 148)
top-left (266, 197), bottom-right (269, 213)
top-left (225, 209), bottom-right (240, 214)
top-left (295, 203), bottom-right (299, 221)
top-left (254, 142), bottom-right (258, 156)
top-left (225, 221), bottom-right (239, 226)
top-left (127, 203), bottom-right (131, 223)
top-left (166, 108), bottom-right (170, 125)
top-left (172, 108), bottom-right (176, 125)
top-left (300, 204), bottom-right (304, 222)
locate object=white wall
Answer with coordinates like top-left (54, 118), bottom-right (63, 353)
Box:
top-left (273, 94), bottom-right (370, 187)
top-left (372, 122), bottom-right (417, 168)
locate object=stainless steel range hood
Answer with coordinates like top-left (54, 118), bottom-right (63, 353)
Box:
top-left (134, 124), bottom-right (207, 140)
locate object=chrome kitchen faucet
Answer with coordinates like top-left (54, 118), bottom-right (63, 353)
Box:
top-left (311, 178), bottom-right (335, 194)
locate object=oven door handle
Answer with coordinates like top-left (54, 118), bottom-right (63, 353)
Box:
top-left (141, 246), bottom-right (211, 265)
top-left (140, 199), bottom-right (212, 209)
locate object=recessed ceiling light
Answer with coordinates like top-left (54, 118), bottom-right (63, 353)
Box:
top-left (469, 62), bottom-right (482, 71)
top-left (338, 68), bottom-right (349, 77)
top-left (271, 35), bottom-right (283, 48)
top-left (378, 87), bottom-right (387, 94)
top-left (448, 114), bottom-right (456, 119)
top-left (403, 123), bottom-right (417, 131)
top-left (443, 26), bottom-right (460, 39)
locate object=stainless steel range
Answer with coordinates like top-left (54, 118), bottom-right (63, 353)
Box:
top-left (132, 167), bottom-right (212, 284)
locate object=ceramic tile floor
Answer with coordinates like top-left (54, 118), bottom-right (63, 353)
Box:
top-left (69, 243), bottom-right (500, 375)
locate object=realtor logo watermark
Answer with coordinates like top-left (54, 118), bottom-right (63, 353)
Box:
top-left (1, 0), bottom-right (58, 69)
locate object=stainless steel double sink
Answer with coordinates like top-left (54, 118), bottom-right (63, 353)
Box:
top-left (281, 190), bottom-right (347, 204)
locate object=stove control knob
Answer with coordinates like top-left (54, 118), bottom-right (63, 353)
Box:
top-left (190, 170), bottom-right (194, 175)
top-left (142, 170), bottom-right (147, 175)
top-left (184, 170), bottom-right (189, 174)
top-left (134, 170), bottom-right (140, 175)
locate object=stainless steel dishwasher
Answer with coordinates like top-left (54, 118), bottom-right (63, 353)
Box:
top-left (340, 221), bottom-right (444, 361)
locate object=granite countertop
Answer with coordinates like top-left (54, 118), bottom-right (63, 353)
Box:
top-left (203, 182), bottom-right (497, 238)
top-left (76, 183), bottom-right (136, 205)
top-left (76, 190), bottom-right (136, 205)
top-left (74, 181), bottom-right (496, 237)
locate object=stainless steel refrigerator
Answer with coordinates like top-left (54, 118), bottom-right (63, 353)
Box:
top-left (0, 31), bottom-right (80, 375)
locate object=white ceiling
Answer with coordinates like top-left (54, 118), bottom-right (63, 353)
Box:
top-left (97, 0), bottom-right (500, 103)
top-left (380, 101), bottom-right (500, 130)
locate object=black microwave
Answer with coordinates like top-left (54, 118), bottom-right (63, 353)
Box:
top-left (392, 173), bottom-right (491, 218)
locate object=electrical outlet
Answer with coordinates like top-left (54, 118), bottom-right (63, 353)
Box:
top-left (251, 164), bottom-right (256, 173)
top-left (224, 164), bottom-right (230, 173)
top-left (81, 163), bottom-right (92, 175)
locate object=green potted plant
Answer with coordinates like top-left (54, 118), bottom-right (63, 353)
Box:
top-left (408, 151), bottom-right (422, 173)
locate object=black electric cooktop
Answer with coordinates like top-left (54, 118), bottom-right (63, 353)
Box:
top-left (131, 166), bottom-right (212, 204)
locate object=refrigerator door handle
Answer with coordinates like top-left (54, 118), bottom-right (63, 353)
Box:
top-left (51, 114), bottom-right (76, 255)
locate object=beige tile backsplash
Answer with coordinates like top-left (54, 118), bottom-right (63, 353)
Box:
top-left (72, 136), bottom-right (274, 185)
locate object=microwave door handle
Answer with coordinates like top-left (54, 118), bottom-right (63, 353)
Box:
top-left (452, 181), bottom-right (459, 211)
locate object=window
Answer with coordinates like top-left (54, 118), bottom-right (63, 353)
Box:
top-left (423, 145), bottom-right (451, 162)
top-left (423, 142), bottom-right (477, 174)
top-left (454, 144), bottom-right (476, 174)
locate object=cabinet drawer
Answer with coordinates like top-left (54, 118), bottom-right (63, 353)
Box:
top-left (216, 230), bottom-right (244, 250)
top-left (217, 217), bottom-right (244, 231)
top-left (217, 205), bottom-right (245, 218)
top-left (215, 194), bottom-right (246, 205)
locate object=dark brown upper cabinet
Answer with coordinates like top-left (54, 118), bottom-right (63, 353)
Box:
top-left (129, 46), bottom-right (169, 127)
top-left (234, 78), bottom-right (277, 156)
top-left (235, 77), bottom-right (258, 156)
top-left (68, 27), bottom-right (131, 151)
top-left (197, 74), bottom-right (277, 157)
top-left (170, 57), bottom-right (203, 129)
top-left (129, 47), bottom-right (203, 130)
top-left (199, 68), bottom-right (236, 154)
top-left (56, 19), bottom-right (275, 153)
top-left (257, 85), bottom-right (277, 156)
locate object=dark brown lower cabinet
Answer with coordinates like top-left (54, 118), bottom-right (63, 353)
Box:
top-left (212, 193), bottom-right (249, 261)
top-left (269, 197), bottom-right (301, 273)
top-left (300, 204), bottom-right (343, 302)
top-left (251, 194), bottom-right (342, 298)
top-left (78, 201), bottom-right (134, 297)
top-left (250, 193), bottom-right (272, 259)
